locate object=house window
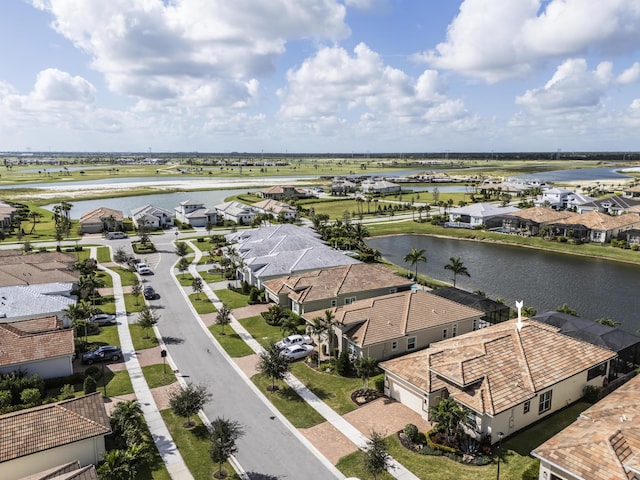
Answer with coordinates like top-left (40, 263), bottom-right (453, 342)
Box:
top-left (407, 337), bottom-right (416, 350)
top-left (345, 297), bottom-right (356, 305)
top-left (523, 400), bottom-right (530, 414)
top-left (330, 299), bottom-right (337, 307)
top-left (587, 363), bottom-right (607, 380)
top-left (538, 390), bottom-right (552, 414)
top-left (442, 328), bottom-right (448, 339)
top-left (389, 287), bottom-right (397, 294)
top-left (472, 319), bottom-right (478, 331)
top-left (452, 325), bottom-right (457, 337)
top-left (391, 341), bottom-right (398, 351)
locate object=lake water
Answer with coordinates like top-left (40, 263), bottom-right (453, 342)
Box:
top-left (366, 234), bottom-right (640, 334)
top-left (516, 167), bottom-right (632, 183)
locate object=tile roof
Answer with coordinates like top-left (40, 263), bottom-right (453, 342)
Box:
top-left (304, 290), bottom-right (483, 347)
top-left (263, 263), bottom-right (413, 303)
top-left (252, 199), bottom-right (297, 214)
top-left (532, 374), bottom-right (640, 480)
top-left (247, 246), bottom-right (360, 279)
top-left (380, 319), bottom-right (616, 416)
top-left (506, 206), bottom-right (575, 223)
top-left (0, 393), bottom-right (111, 463)
top-left (0, 318), bottom-right (75, 367)
top-left (0, 284), bottom-right (77, 319)
top-left (0, 251), bottom-right (78, 287)
top-left (79, 207), bottom-right (123, 224)
top-left (552, 210), bottom-right (640, 230)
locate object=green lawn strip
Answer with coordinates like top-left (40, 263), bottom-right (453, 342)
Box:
top-left (129, 323), bottom-right (160, 351)
top-left (82, 323), bottom-right (120, 349)
top-left (96, 270), bottom-right (113, 288)
top-left (251, 374), bottom-right (326, 428)
top-left (200, 270), bottom-right (225, 283)
top-left (188, 293), bottom-right (218, 314)
top-left (208, 324), bottom-right (255, 357)
top-left (337, 433), bottom-right (538, 480)
top-left (124, 293), bottom-right (146, 313)
top-left (111, 265), bottom-right (138, 286)
top-left (96, 246), bottom-right (111, 263)
top-left (141, 364), bottom-right (178, 389)
top-left (127, 437), bottom-right (171, 480)
top-left (289, 362), bottom-right (383, 415)
top-left (197, 254), bottom-right (215, 265)
top-left (213, 289), bottom-right (250, 309)
top-left (160, 410), bottom-right (241, 480)
top-left (101, 369), bottom-right (134, 397)
top-left (238, 315), bottom-right (285, 348)
top-left (176, 273), bottom-right (193, 286)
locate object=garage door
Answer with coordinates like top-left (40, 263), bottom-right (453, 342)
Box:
top-left (388, 378), bottom-right (423, 415)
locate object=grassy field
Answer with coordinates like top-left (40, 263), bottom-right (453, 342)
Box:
top-left (213, 289), bottom-right (251, 309)
top-left (208, 324), bottom-right (255, 357)
top-left (188, 293), bottom-right (218, 314)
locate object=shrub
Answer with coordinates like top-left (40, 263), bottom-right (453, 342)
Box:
top-left (335, 350), bottom-right (352, 377)
top-left (426, 430), bottom-right (460, 455)
top-left (59, 384), bottom-right (76, 400)
top-left (522, 461), bottom-right (540, 480)
top-left (583, 384), bottom-right (601, 403)
top-left (84, 366), bottom-right (103, 380)
top-left (403, 424), bottom-right (420, 443)
top-left (20, 388), bottom-right (41, 406)
top-left (374, 376), bottom-right (385, 393)
top-left (0, 390), bottom-right (11, 408)
top-left (249, 287), bottom-right (260, 304)
top-left (84, 376), bottom-right (97, 394)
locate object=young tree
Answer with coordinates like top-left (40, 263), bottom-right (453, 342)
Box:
top-left (444, 256), bottom-right (471, 287)
top-left (131, 278), bottom-right (142, 306)
top-left (137, 306), bottom-right (159, 338)
top-left (363, 430), bottom-right (391, 480)
top-left (215, 304), bottom-right (232, 335)
top-left (175, 241), bottom-right (189, 257)
top-left (429, 396), bottom-right (467, 444)
top-left (403, 247), bottom-right (427, 281)
top-left (280, 312), bottom-right (301, 337)
top-left (311, 309), bottom-right (338, 359)
top-left (177, 257), bottom-right (190, 276)
top-left (354, 357), bottom-right (378, 391)
top-left (168, 382), bottom-right (212, 428)
top-left (257, 342), bottom-right (290, 391)
top-left (209, 417), bottom-right (245, 479)
top-left (113, 247), bottom-right (129, 264)
top-left (191, 276), bottom-right (204, 300)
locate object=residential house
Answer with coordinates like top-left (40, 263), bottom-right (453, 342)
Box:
top-left (360, 179), bottom-right (401, 195)
top-left (484, 207), bottom-right (574, 236)
top-left (0, 316), bottom-right (75, 379)
top-left (215, 201), bottom-right (256, 225)
top-left (0, 284), bottom-right (77, 323)
top-left (617, 228), bottom-right (640, 246)
top-left (0, 251), bottom-right (78, 288)
top-left (78, 207), bottom-right (124, 234)
top-left (576, 195), bottom-right (640, 215)
top-left (259, 185), bottom-right (309, 201)
top-left (0, 393), bottom-right (111, 480)
top-left (0, 201), bottom-right (17, 232)
top-left (622, 184), bottom-right (640, 198)
top-left (547, 211), bottom-right (640, 243)
top-left (174, 199), bottom-right (217, 228)
top-left (380, 317), bottom-right (616, 444)
top-left (566, 191), bottom-right (596, 210)
top-left (17, 461), bottom-right (98, 480)
top-left (303, 290), bottom-right (484, 361)
top-left (331, 178), bottom-right (357, 195)
top-left (252, 199), bottom-right (297, 221)
top-left (532, 373), bottom-right (640, 480)
top-left (263, 263), bottom-right (413, 315)
top-left (447, 203), bottom-right (520, 229)
top-left (535, 187), bottom-right (574, 210)
top-left (130, 204), bottom-right (174, 229)
top-left (429, 287), bottom-right (511, 325)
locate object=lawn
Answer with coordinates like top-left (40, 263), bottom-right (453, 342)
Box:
top-left (84, 323), bottom-right (120, 348)
top-left (111, 265), bottom-right (138, 286)
top-left (238, 315), bottom-right (286, 348)
top-left (142, 364), bottom-right (178, 389)
top-left (124, 293), bottom-right (146, 313)
top-left (160, 410), bottom-right (241, 480)
top-left (130, 322), bottom-right (160, 351)
top-left (188, 293), bottom-right (218, 314)
top-left (200, 270), bottom-right (225, 283)
top-left (209, 324), bottom-right (255, 357)
top-left (175, 272), bottom-right (193, 286)
top-left (289, 362), bottom-right (383, 415)
top-left (251, 374), bottom-right (326, 428)
top-left (214, 289), bottom-right (250, 309)
top-left (96, 246), bottom-right (112, 263)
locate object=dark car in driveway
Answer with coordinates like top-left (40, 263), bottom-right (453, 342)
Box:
top-left (82, 345), bottom-right (123, 364)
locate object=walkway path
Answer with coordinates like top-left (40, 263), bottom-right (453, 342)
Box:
top-left (91, 247), bottom-right (194, 480)
top-left (184, 241), bottom-right (421, 480)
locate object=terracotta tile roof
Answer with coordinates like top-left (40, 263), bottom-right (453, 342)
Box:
top-left (533, 374), bottom-right (640, 480)
top-left (380, 319), bottom-right (616, 416)
top-left (554, 211), bottom-right (640, 230)
top-left (263, 264), bottom-right (412, 304)
top-left (506, 206), bottom-right (575, 223)
top-left (0, 393), bottom-right (111, 463)
top-left (18, 461), bottom-right (99, 480)
top-left (252, 199), bottom-right (297, 214)
top-left (0, 320), bottom-right (75, 367)
top-left (0, 251), bottom-right (78, 287)
top-left (304, 290), bottom-right (483, 347)
top-left (3, 315), bottom-right (62, 333)
top-left (79, 207), bottom-right (123, 224)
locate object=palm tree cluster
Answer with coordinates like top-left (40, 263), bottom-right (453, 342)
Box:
top-left (52, 201), bottom-right (73, 249)
top-left (311, 213), bottom-right (378, 260)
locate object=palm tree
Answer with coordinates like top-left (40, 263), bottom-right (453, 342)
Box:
top-left (312, 309), bottom-right (338, 359)
top-left (403, 247), bottom-right (427, 281)
top-left (27, 210), bottom-right (43, 234)
top-left (444, 257), bottom-right (470, 287)
top-left (354, 357), bottom-right (378, 391)
top-left (308, 316), bottom-right (327, 368)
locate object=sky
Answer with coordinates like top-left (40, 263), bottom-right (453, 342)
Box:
top-left (0, 0), bottom-right (639, 154)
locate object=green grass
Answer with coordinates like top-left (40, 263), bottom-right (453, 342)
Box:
top-left (142, 364), bottom-right (178, 389)
top-left (96, 246), bottom-right (111, 263)
top-left (85, 323), bottom-right (121, 347)
top-left (188, 293), bottom-right (218, 314)
top-left (176, 273), bottom-right (193, 286)
top-left (124, 293), bottom-right (146, 313)
top-left (200, 270), bottom-right (225, 283)
top-left (111, 265), bottom-right (138, 286)
top-left (289, 362), bottom-right (383, 415)
top-left (213, 289), bottom-right (250, 309)
top-left (209, 324), bottom-right (255, 357)
top-left (130, 322), bottom-right (160, 351)
top-left (251, 374), bottom-right (326, 428)
top-left (96, 270), bottom-right (113, 288)
top-left (160, 410), bottom-right (241, 480)
top-left (238, 315), bottom-right (285, 347)
top-left (102, 369), bottom-right (134, 396)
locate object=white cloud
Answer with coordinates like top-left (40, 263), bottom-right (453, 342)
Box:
top-left (419, 0), bottom-right (640, 83)
top-left (32, 68), bottom-right (96, 103)
top-left (33, 0), bottom-right (349, 106)
top-left (618, 62), bottom-right (640, 84)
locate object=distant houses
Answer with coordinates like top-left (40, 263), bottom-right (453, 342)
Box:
top-left (79, 207), bottom-right (124, 234)
top-left (131, 204), bottom-right (174, 229)
top-left (174, 199), bottom-right (217, 227)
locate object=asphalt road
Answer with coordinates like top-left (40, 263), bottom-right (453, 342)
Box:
top-left (128, 232), bottom-right (341, 480)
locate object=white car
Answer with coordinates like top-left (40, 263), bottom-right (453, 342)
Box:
top-left (135, 262), bottom-right (152, 275)
top-left (279, 344), bottom-right (314, 361)
top-left (276, 334), bottom-right (312, 349)
top-left (88, 313), bottom-right (116, 325)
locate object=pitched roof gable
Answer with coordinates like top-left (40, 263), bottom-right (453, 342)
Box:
top-left (0, 393), bottom-right (111, 462)
top-left (79, 207), bottom-right (123, 224)
top-left (0, 319), bottom-right (75, 366)
top-left (553, 210), bottom-right (640, 230)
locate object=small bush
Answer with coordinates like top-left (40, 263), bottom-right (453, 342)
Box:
top-left (335, 350), bottom-right (352, 377)
top-left (84, 376), bottom-right (97, 394)
top-left (84, 366), bottom-right (102, 380)
top-left (43, 373), bottom-right (84, 390)
top-left (197, 237), bottom-right (204, 243)
top-left (59, 384), bottom-right (76, 400)
top-left (20, 388), bottom-right (41, 406)
top-left (403, 424), bottom-right (420, 443)
top-left (374, 377), bottom-right (385, 393)
top-left (583, 384), bottom-right (601, 403)
top-left (522, 461), bottom-right (540, 480)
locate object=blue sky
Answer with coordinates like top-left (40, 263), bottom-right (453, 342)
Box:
top-left (1, 0), bottom-right (639, 153)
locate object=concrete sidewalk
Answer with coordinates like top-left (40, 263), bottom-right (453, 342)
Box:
top-left (185, 241), bottom-right (421, 480)
top-left (91, 247), bottom-right (194, 480)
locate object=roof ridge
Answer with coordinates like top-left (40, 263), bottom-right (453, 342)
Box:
top-left (511, 325), bottom-right (536, 392)
top-left (335, 264), bottom-right (351, 296)
top-left (400, 290), bottom-right (412, 336)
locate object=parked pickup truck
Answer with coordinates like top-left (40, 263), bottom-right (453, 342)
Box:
top-left (135, 262), bottom-right (152, 275)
